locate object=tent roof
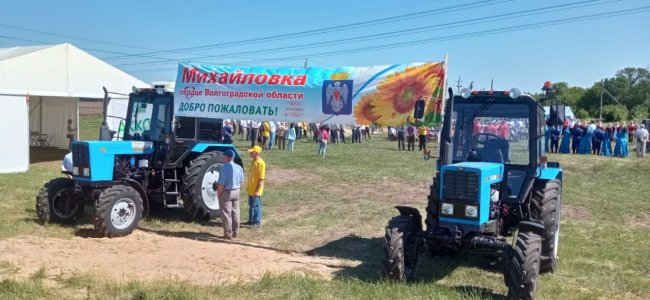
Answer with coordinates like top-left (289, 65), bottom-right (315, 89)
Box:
top-left (0, 43), bottom-right (148, 98)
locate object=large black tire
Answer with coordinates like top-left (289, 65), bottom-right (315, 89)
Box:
top-left (93, 185), bottom-right (143, 237)
top-left (505, 231), bottom-right (542, 300)
top-left (531, 180), bottom-right (561, 273)
top-left (35, 177), bottom-right (84, 224)
top-left (383, 215), bottom-right (420, 281)
top-left (182, 152), bottom-right (224, 221)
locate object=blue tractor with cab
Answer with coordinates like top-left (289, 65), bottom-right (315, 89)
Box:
top-left (36, 87), bottom-right (242, 237)
top-left (383, 87), bottom-right (562, 300)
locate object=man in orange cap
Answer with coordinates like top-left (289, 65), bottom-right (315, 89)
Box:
top-left (245, 145), bottom-right (265, 227)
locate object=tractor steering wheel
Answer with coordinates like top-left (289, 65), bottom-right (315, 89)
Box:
top-left (472, 133), bottom-right (503, 148)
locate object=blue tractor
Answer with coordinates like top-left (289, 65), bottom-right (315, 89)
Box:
top-left (383, 88), bottom-right (562, 300)
top-left (36, 87), bottom-right (242, 237)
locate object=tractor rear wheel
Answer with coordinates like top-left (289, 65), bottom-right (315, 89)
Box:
top-left (383, 215), bottom-right (420, 281)
top-left (182, 152), bottom-right (224, 221)
top-left (93, 185), bottom-right (143, 237)
top-left (35, 177), bottom-right (84, 224)
top-left (505, 231), bottom-right (542, 300)
top-left (531, 179), bottom-right (561, 273)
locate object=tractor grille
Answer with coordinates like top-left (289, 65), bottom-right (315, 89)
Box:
top-left (72, 143), bottom-right (90, 167)
top-left (442, 170), bottom-right (479, 202)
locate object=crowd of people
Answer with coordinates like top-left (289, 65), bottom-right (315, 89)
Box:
top-left (230, 120), bottom-right (378, 157)
top-left (546, 120), bottom-right (649, 158)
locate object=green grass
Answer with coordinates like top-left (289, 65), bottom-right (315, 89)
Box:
top-left (1, 115), bottom-right (650, 299)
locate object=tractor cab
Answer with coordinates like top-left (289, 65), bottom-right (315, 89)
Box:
top-left (441, 88), bottom-right (546, 203)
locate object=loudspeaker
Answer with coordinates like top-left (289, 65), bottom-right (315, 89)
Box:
top-left (549, 104), bottom-right (565, 126)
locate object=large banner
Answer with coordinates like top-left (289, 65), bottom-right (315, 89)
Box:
top-left (174, 61), bottom-right (445, 126)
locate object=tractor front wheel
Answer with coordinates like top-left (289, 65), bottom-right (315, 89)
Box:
top-left (35, 177), bottom-right (84, 224)
top-left (182, 152), bottom-right (224, 221)
top-left (93, 185), bottom-right (143, 237)
top-left (531, 179), bottom-right (561, 273)
top-left (505, 231), bottom-right (542, 300)
top-left (383, 215), bottom-right (421, 281)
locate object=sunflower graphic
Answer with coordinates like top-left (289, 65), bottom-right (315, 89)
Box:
top-left (354, 94), bottom-right (379, 124)
top-left (369, 63), bottom-right (443, 125)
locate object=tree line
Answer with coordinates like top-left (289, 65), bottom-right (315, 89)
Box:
top-left (532, 67), bottom-right (650, 122)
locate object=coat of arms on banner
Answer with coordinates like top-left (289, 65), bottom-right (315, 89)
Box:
top-left (322, 80), bottom-right (353, 115)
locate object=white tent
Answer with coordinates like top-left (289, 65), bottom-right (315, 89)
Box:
top-left (0, 43), bottom-right (149, 173)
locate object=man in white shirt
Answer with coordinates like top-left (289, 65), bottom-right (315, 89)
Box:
top-left (240, 120), bottom-right (247, 140)
top-left (250, 121), bottom-right (260, 148)
top-left (635, 124), bottom-right (649, 158)
top-left (268, 121), bottom-right (276, 149)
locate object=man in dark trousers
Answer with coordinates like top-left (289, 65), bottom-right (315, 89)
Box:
top-left (592, 125), bottom-right (604, 155)
top-left (397, 126), bottom-right (405, 150)
top-left (571, 124), bottom-right (583, 154)
top-left (549, 125), bottom-right (561, 153)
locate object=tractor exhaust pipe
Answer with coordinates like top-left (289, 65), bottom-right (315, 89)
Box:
top-left (441, 87), bottom-right (454, 166)
top-left (99, 86), bottom-right (112, 141)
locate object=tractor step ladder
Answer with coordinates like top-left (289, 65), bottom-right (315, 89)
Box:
top-left (162, 169), bottom-right (181, 208)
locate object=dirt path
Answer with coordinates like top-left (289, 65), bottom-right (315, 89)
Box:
top-left (0, 230), bottom-right (357, 285)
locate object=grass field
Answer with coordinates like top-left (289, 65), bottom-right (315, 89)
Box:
top-left (1, 115), bottom-right (649, 299)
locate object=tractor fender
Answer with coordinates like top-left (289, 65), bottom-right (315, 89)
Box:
top-left (191, 144), bottom-right (243, 169)
top-left (120, 178), bottom-right (150, 217)
top-left (518, 220), bottom-right (545, 236)
top-left (394, 206), bottom-right (423, 233)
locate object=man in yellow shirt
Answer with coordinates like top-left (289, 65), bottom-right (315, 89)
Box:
top-left (418, 125), bottom-right (429, 151)
top-left (245, 145), bottom-right (265, 227)
top-left (261, 121), bottom-right (270, 150)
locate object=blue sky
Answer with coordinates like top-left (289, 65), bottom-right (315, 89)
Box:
top-left (1, 0), bottom-right (648, 93)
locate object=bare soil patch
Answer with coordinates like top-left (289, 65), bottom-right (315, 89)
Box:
top-left (0, 230), bottom-right (356, 285)
top-left (630, 213), bottom-right (650, 228)
top-left (562, 204), bottom-right (592, 220)
top-left (265, 167), bottom-right (321, 186)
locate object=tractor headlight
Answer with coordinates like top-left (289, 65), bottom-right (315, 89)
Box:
top-left (441, 203), bottom-right (454, 215)
top-left (465, 205), bottom-right (478, 218)
top-left (73, 167), bottom-right (79, 176)
top-left (82, 168), bottom-right (90, 177)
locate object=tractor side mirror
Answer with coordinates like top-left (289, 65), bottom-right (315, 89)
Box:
top-left (414, 99), bottom-right (425, 119)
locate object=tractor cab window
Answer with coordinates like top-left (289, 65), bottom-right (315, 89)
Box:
top-left (451, 103), bottom-right (531, 165)
top-left (125, 94), bottom-right (172, 142)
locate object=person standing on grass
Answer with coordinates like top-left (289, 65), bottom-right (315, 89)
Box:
top-left (66, 118), bottom-right (76, 150)
top-left (558, 125), bottom-right (571, 154)
top-left (614, 126), bottom-right (629, 157)
top-left (215, 150), bottom-right (244, 240)
top-left (318, 125), bottom-right (329, 158)
top-left (592, 125), bottom-right (604, 155)
top-left (277, 122), bottom-right (286, 150)
top-left (287, 123), bottom-right (296, 150)
top-left (550, 125), bottom-right (561, 153)
top-left (239, 120), bottom-right (247, 140)
top-left (406, 125), bottom-right (416, 151)
top-left (635, 124), bottom-right (648, 158)
top-left (303, 122), bottom-right (309, 140)
top-left (601, 126), bottom-right (612, 157)
top-left (222, 121), bottom-right (233, 144)
top-left (245, 146), bottom-right (265, 227)
top-left (261, 121), bottom-right (270, 150)
top-left (339, 124), bottom-right (346, 143)
top-left (397, 125), bottom-right (405, 150)
top-left (268, 120), bottom-right (276, 150)
top-left (418, 125), bottom-right (428, 151)
top-left (629, 121), bottom-right (638, 143)
top-left (250, 120), bottom-right (260, 148)
top-left (571, 123), bottom-right (583, 154)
